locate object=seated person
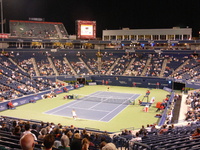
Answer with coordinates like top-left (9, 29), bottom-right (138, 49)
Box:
top-left (192, 128), bottom-right (200, 139)
top-left (8, 101), bottom-right (15, 109)
top-left (74, 84), bottom-right (79, 89)
top-left (146, 90), bottom-right (150, 96)
top-left (63, 95), bottom-right (68, 99)
top-left (29, 99), bottom-right (36, 103)
top-left (50, 92), bottom-right (57, 98)
top-left (0, 96), bottom-right (4, 102)
top-left (68, 95), bottom-right (74, 99)
top-left (63, 87), bottom-right (68, 92)
top-left (159, 124), bottom-right (168, 134)
top-left (156, 104), bottom-right (165, 112)
top-left (138, 99), bottom-right (142, 105)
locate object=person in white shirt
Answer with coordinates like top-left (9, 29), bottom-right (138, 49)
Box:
top-left (129, 132), bottom-right (142, 150)
top-left (22, 123), bottom-right (37, 141)
top-left (72, 109), bottom-right (77, 120)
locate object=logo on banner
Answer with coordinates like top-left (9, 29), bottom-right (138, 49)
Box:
top-left (0, 105), bottom-right (6, 111)
top-left (19, 100), bottom-right (27, 105)
top-left (119, 81), bottom-right (127, 84)
top-left (34, 96), bottom-right (40, 100)
top-left (13, 102), bottom-right (19, 106)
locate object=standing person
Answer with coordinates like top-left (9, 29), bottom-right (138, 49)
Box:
top-left (72, 109), bottom-right (77, 120)
top-left (129, 132), bottom-right (142, 149)
top-left (156, 82), bottom-right (160, 89)
top-left (133, 82), bottom-right (136, 87)
top-left (102, 80), bottom-right (105, 85)
top-left (22, 123), bottom-right (37, 141)
top-left (31, 124), bottom-right (39, 139)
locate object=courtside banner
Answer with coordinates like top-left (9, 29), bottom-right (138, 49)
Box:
top-left (0, 85), bottom-right (84, 112)
top-left (88, 82), bottom-right (97, 85)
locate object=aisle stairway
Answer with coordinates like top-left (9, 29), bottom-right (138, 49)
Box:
top-left (63, 57), bottom-right (77, 75)
top-left (106, 58), bottom-right (120, 75)
top-left (31, 58), bottom-right (40, 76)
top-left (159, 59), bottom-right (168, 77)
top-left (78, 57), bottom-right (94, 74)
top-left (141, 58), bottom-right (151, 76)
top-left (47, 57), bottom-right (59, 76)
top-left (123, 58), bottom-right (135, 76)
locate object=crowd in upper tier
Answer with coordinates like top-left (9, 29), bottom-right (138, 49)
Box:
top-left (10, 51), bottom-right (200, 79)
top-left (10, 21), bottom-right (68, 39)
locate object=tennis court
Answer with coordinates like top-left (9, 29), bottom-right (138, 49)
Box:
top-left (44, 91), bottom-right (140, 122)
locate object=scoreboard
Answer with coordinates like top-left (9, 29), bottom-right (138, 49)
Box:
top-left (76, 20), bottom-right (96, 39)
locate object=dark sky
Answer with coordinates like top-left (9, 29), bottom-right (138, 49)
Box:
top-left (3, 0), bottom-right (200, 37)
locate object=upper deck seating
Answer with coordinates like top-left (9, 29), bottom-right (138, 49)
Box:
top-left (10, 20), bottom-right (68, 39)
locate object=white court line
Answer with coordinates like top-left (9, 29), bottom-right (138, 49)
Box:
top-left (88, 101), bottom-right (103, 110)
top-left (106, 104), bottom-right (129, 122)
top-left (88, 96), bottom-right (114, 110)
top-left (45, 91), bottom-right (106, 115)
top-left (85, 91), bottom-right (104, 97)
top-left (46, 92), bottom-right (141, 122)
top-left (99, 102), bottom-right (127, 121)
top-left (64, 106), bottom-right (110, 112)
top-left (45, 99), bottom-right (85, 115)
top-left (76, 91), bottom-right (103, 98)
top-left (65, 92), bottom-right (106, 108)
top-left (130, 94), bottom-right (141, 100)
top-left (98, 94), bottom-right (141, 122)
top-left (80, 91), bottom-right (109, 101)
top-left (44, 102), bottom-right (110, 116)
top-left (44, 109), bottom-right (112, 123)
top-left (83, 94), bottom-right (138, 112)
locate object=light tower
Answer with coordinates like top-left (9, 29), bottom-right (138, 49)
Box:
top-left (0, 0), bottom-right (3, 33)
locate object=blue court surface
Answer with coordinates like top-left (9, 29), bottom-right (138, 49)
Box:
top-left (44, 91), bottom-right (140, 122)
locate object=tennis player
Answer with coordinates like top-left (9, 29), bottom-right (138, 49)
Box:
top-left (72, 109), bottom-right (77, 120)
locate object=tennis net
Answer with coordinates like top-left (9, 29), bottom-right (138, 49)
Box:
top-left (77, 95), bottom-right (133, 105)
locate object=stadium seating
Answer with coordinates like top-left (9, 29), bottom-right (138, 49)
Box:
top-left (3, 51), bottom-right (198, 82)
top-left (0, 50), bottom-right (199, 101)
top-left (67, 54), bottom-right (90, 76)
top-left (10, 20), bottom-right (68, 39)
top-left (173, 59), bottom-right (200, 80)
top-left (81, 52), bottom-right (99, 75)
top-left (0, 50), bottom-right (199, 149)
top-left (111, 54), bottom-right (135, 76)
top-left (124, 56), bottom-right (147, 76)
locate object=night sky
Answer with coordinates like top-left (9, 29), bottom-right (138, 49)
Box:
top-left (3, 0), bottom-right (200, 37)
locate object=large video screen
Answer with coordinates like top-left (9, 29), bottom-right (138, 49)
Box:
top-left (76, 20), bottom-right (96, 39)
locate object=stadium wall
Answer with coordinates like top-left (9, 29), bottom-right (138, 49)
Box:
top-left (91, 75), bottom-right (172, 89)
top-left (31, 75), bottom-right (200, 90)
top-left (168, 78), bottom-right (200, 89)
